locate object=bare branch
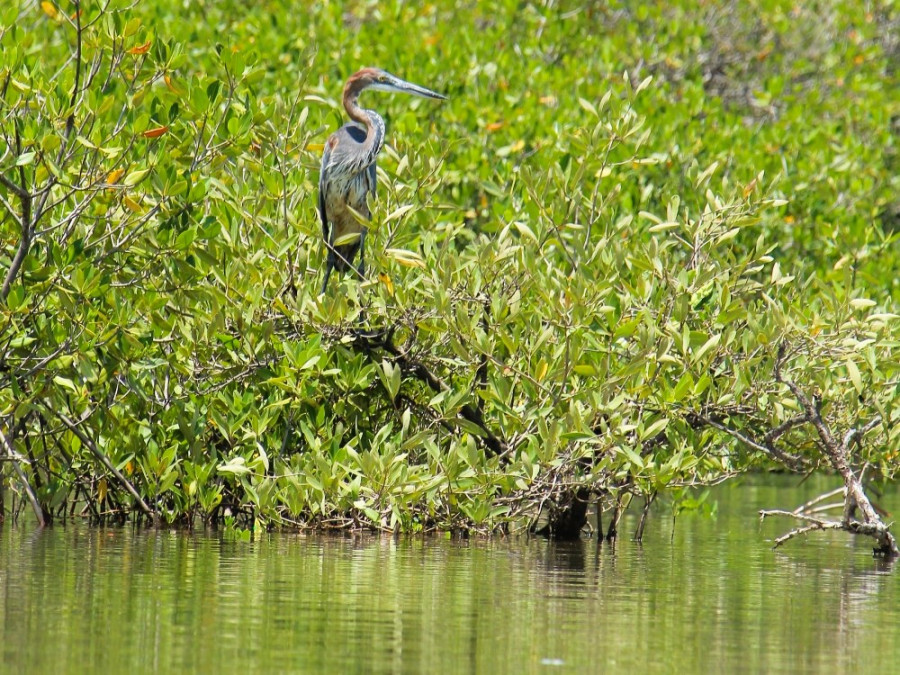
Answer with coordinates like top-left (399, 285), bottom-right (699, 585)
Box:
top-left (773, 521), bottom-right (844, 549)
top-left (0, 186), bottom-right (33, 302)
top-left (842, 416), bottom-right (882, 452)
top-left (764, 414), bottom-right (807, 445)
top-left (696, 414), bottom-right (807, 470)
top-left (762, 350), bottom-right (898, 555)
top-left (0, 172), bottom-right (29, 199)
top-left (760, 508), bottom-right (836, 526)
top-left (54, 410), bottom-right (157, 524)
top-left (792, 487), bottom-right (845, 514)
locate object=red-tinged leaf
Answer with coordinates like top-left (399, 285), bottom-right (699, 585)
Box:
top-left (142, 126), bottom-right (169, 139)
top-left (128, 40), bottom-right (152, 55)
top-left (164, 75), bottom-right (182, 94)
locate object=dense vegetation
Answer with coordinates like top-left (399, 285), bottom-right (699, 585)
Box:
top-left (1, 1), bottom-right (898, 551)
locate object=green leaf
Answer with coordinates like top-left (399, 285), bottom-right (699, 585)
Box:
top-left (333, 232), bottom-right (361, 247)
top-left (577, 97), bottom-right (598, 117)
top-left (671, 371), bottom-right (694, 402)
top-left (513, 221), bottom-right (538, 243)
top-left (217, 457), bottom-right (252, 476)
top-left (9, 334), bottom-right (35, 348)
top-left (123, 168), bottom-right (150, 186)
top-left (692, 334), bottom-right (721, 363)
top-left (641, 417), bottom-right (669, 441)
top-left (620, 446), bottom-right (644, 470)
top-left (53, 376), bottom-right (77, 392)
top-left (385, 205), bottom-right (414, 222)
top-left (385, 248), bottom-right (426, 269)
top-left (846, 359), bottom-right (863, 395)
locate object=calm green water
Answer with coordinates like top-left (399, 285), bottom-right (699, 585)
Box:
top-left (1, 477), bottom-right (898, 674)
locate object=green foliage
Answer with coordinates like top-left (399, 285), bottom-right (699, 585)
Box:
top-left (1, 0), bottom-right (897, 534)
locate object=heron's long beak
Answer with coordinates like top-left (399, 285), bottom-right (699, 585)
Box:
top-left (384, 76), bottom-right (448, 100)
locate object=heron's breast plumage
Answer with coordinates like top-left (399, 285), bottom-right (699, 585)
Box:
top-left (320, 113), bottom-right (384, 271)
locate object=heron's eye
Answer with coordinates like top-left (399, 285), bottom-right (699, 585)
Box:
top-left (378, 75), bottom-right (388, 83)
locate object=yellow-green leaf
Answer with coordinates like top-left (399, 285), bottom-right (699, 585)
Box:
top-left (513, 221), bottom-right (538, 243)
top-left (385, 204), bottom-right (414, 222)
top-left (846, 359), bottom-right (863, 395)
top-left (333, 232), bottom-right (362, 247)
top-left (53, 375), bottom-right (77, 392)
top-left (385, 248), bottom-right (426, 269)
top-left (123, 168), bottom-right (150, 186)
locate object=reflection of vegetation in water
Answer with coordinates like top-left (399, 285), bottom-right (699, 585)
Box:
top-left (672, 488), bottom-right (717, 518)
top-left (2, 481), bottom-right (899, 672)
top-left (1, 2), bottom-right (897, 553)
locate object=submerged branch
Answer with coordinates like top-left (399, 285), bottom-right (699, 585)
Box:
top-left (772, 522), bottom-right (844, 549)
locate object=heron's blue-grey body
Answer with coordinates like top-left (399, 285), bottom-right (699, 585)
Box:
top-left (319, 68), bottom-right (447, 293)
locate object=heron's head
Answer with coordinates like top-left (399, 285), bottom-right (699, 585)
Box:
top-left (349, 67), bottom-right (447, 101)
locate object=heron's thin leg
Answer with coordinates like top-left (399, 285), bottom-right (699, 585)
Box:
top-left (320, 260), bottom-right (333, 295)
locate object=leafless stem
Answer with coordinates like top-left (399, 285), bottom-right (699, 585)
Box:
top-left (0, 183), bottom-right (32, 302)
top-left (843, 416), bottom-right (883, 451)
top-left (764, 414), bottom-right (807, 445)
top-left (792, 486), bottom-right (845, 514)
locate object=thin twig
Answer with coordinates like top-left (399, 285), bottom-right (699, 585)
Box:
top-left (843, 416), bottom-right (882, 451)
top-left (792, 487), bottom-right (845, 514)
top-left (759, 508), bottom-right (836, 526)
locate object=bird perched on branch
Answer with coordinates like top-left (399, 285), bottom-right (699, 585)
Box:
top-left (318, 67), bottom-right (447, 294)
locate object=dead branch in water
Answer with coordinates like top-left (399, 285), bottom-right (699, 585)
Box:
top-left (756, 345), bottom-right (898, 557)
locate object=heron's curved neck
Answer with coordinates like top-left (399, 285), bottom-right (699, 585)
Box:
top-left (343, 90), bottom-right (371, 126)
top-left (343, 89), bottom-right (384, 159)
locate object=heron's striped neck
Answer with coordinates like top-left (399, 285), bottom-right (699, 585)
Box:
top-left (363, 109), bottom-right (385, 158)
top-left (344, 87), bottom-right (385, 165)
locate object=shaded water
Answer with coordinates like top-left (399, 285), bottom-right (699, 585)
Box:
top-left (2, 476), bottom-right (898, 673)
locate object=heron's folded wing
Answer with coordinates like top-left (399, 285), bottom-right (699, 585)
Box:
top-left (318, 142), bottom-right (332, 242)
top-left (367, 161), bottom-right (376, 198)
